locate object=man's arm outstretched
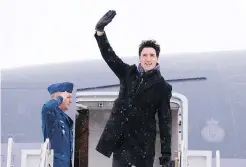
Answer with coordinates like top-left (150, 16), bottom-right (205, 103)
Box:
top-left (94, 10), bottom-right (130, 79)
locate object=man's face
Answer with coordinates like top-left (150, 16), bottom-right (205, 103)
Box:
top-left (57, 92), bottom-right (73, 111)
top-left (139, 47), bottom-right (159, 71)
top-left (62, 92), bottom-right (72, 110)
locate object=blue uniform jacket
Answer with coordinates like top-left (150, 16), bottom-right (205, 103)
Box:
top-left (41, 96), bottom-right (74, 167)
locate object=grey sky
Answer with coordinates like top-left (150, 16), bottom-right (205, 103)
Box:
top-left (1, 0), bottom-right (246, 69)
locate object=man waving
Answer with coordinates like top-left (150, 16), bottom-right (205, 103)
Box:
top-left (94, 10), bottom-right (173, 167)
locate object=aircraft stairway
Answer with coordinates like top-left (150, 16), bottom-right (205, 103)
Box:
top-left (5, 138), bottom-right (54, 167)
top-left (169, 139), bottom-right (221, 167)
top-left (5, 137), bottom-right (220, 167)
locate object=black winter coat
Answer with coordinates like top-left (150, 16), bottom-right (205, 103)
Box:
top-left (94, 32), bottom-right (172, 163)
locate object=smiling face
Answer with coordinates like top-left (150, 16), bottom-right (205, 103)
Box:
top-left (139, 47), bottom-right (159, 71)
top-left (138, 40), bottom-right (160, 71)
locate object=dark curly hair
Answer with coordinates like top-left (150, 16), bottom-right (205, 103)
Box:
top-left (138, 40), bottom-right (160, 57)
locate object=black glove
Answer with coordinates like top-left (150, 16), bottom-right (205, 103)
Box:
top-left (159, 154), bottom-right (171, 167)
top-left (95, 10), bottom-right (116, 32)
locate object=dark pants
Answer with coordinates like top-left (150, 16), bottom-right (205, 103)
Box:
top-left (112, 153), bottom-right (154, 167)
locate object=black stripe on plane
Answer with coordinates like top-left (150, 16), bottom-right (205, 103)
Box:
top-left (77, 77), bottom-right (207, 91)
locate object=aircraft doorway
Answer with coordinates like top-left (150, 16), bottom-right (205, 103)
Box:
top-left (75, 91), bottom-right (188, 167)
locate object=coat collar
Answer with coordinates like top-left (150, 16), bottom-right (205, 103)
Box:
top-left (137, 63), bottom-right (160, 73)
top-left (57, 107), bottom-right (74, 128)
top-left (133, 65), bottom-right (164, 99)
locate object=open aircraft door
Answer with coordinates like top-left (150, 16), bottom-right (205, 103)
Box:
top-left (75, 91), bottom-right (220, 167)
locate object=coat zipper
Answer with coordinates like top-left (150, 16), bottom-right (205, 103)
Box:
top-left (135, 78), bottom-right (144, 95)
top-left (130, 77), bottom-right (144, 101)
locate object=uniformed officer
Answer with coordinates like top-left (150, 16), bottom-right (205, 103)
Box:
top-left (41, 82), bottom-right (74, 167)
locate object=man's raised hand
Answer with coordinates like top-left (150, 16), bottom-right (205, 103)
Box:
top-left (95, 10), bottom-right (116, 32)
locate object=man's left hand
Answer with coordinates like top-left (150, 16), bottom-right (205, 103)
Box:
top-left (159, 154), bottom-right (171, 167)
